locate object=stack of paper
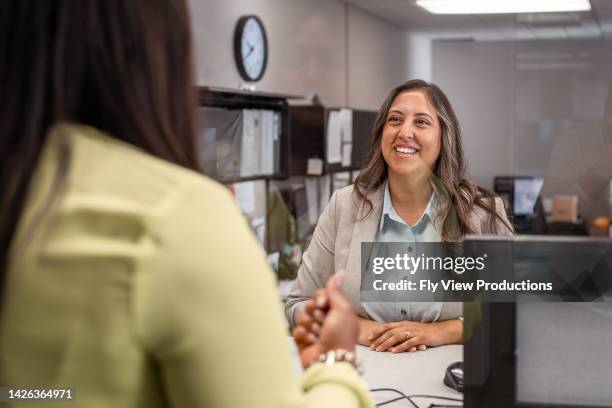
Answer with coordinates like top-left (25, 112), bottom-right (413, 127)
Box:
top-left (260, 110), bottom-right (275, 175)
top-left (240, 110), bottom-right (260, 177)
top-left (240, 109), bottom-right (281, 177)
top-left (326, 108), bottom-right (353, 167)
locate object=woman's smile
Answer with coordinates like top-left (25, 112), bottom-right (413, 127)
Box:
top-left (393, 142), bottom-right (420, 156)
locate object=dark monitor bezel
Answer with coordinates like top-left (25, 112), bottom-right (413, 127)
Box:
top-left (464, 303), bottom-right (611, 408)
top-left (463, 235), bottom-right (612, 408)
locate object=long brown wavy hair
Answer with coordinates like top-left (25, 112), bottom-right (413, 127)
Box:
top-left (354, 79), bottom-right (513, 240)
top-left (0, 0), bottom-right (198, 302)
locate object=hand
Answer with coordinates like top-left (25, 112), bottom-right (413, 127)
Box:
top-left (292, 288), bottom-right (327, 363)
top-left (368, 321), bottom-right (444, 353)
top-left (357, 317), bottom-right (388, 346)
top-left (293, 274), bottom-right (358, 368)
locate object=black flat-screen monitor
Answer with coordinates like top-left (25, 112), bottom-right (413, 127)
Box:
top-left (463, 235), bottom-right (612, 408)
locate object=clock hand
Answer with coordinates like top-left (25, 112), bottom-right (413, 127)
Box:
top-left (243, 43), bottom-right (255, 59)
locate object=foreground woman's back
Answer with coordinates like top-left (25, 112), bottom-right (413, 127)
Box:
top-left (0, 1), bottom-right (372, 406)
top-left (1, 124), bottom-right (371, 407)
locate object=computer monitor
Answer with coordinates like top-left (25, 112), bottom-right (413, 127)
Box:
top-left (494, 176), bottom-right (547, 234)
top-left (463, 235), bottom-right (612, 408)
top-left (513, 177), bottom-right (544, 216)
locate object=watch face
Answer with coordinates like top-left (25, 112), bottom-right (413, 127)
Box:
top-left (235, 16), bottom-right (267, 81)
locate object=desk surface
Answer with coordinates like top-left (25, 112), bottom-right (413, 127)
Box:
top-left (359, 344), bottom-right (463, 407)
top-left (290, 339), bottom-right (463, 407)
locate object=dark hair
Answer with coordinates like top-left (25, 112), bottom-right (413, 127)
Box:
top-left (354, 79), bottom-right (513, 240)
top-left (0, 0), bottom-right (198, 300)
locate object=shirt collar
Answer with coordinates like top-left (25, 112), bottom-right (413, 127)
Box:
top-left (379, 180), bottom-right (439, 231)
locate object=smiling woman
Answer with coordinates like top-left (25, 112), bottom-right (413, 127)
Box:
top-left (286, 79), bottom-right (514, 354)
top-left (355, 80), bottom-right (511, 239)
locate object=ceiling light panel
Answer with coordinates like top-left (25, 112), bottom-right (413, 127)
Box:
top-left (416, 0), bottom-right (592, 15)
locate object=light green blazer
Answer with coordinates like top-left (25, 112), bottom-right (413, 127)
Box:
top-left (0, 124), bottom-right (373, 408)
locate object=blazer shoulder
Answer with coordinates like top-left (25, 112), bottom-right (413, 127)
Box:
top-left (469, 196), bottom-right (513, 235)
top-left (334, 185), bottom-right (355, 201)
top-left (333, 184), bottom-right (380, 216)
top-left (333, 185), bottom-right (360, 213)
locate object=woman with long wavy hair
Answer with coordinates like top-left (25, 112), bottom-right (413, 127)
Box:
top-left (286, 79), bottom-right (512, 353)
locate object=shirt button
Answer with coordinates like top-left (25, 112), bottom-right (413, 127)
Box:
top-left (407, 246), bottom-right (413, 252)
top-left (401, 309), bottom-right (407, 315)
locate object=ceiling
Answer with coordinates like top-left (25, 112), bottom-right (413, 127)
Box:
top-left (344, 0), bottom-right (612, 40)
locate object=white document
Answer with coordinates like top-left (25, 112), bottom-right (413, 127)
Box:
top-left (340, 108), bottom-right (353, 143)
top-left (326, 111), bottom-right (342, 164)
top-left (305, 177), bottom-right (320, 226)
top-left (251, 215), bottom-right (266, 246)
top-left (273, 111), bottom-right (280, 141)
top-left (254, 110), bottom-right (262, 174)
top-left (240, 109), bottom-right (259, 176)
top-left (233, 181), bottom-right (256, 215)
top-left (307, 158), bottom-right (323, 176)
top-left (341, 143), bottom-right (352, 167)
top-left (318, 174), bottom-right (331, 216)
top-left (273, 111), bottom-right (281, 174)
top-left (260, 110), bottom-right (275, 175)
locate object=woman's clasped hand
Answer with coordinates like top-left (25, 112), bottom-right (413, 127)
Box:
top-left (293, 274), bottom-right (359, 368)
top-left (367, 321), bottom-right (439, 353)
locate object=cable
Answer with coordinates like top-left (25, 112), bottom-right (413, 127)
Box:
top-left (378, 396), bottom-right (409, 407)
top-left (427, 405), bottom-right (462, 408)
top-left (410, 395), bottom-right (463, 402)
top-left (370, 388), bottom-right (463, 408)
top-left (370, 388), bottom-right (418, 408)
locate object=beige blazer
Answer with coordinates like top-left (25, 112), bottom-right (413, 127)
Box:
top-left (284, 183), bottom-right (512, 327)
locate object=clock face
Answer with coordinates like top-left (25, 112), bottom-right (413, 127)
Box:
top-left (234, 16), bottom-right (268, 82)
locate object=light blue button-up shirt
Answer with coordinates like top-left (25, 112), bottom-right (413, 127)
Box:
top-left (362, 181), bottom-right (445, 323)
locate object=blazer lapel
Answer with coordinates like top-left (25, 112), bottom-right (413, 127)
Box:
top-left (344, 184), bottom-right (385, 316)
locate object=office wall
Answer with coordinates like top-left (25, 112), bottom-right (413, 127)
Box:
top-left (432, 41), bottom-right (515, 191)
top-left (346, 5), bottom-right (408, 110)
top-left (433, 40), bottom-right (612, 221)
top-left (405, 33), bottom-right (433, 81)
top-left (188, 0), bottom-right (407, 110)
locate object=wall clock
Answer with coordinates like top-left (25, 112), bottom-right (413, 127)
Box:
top-left (233, 15), bottom-right (268, 82)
